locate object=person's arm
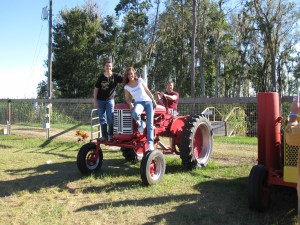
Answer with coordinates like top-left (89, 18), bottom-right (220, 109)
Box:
top-left (142, 82), bottom-right (157, 107)
top-left (155, 91), bottom-right (161, 101)
top-left (162, 92), bottom-right (177, 101)
top-left (124, 89), bottom-right (134, 111)
top-left (93, 87), bottom-right (99, 109)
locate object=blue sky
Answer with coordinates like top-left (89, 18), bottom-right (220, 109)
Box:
top-left (0, 0), bottom-right (118, 99)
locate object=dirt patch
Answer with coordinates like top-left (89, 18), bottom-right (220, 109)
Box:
top-left (9, 125), bottom-right (82, 142)
top-left (212, 155), bottom-right (257, 165)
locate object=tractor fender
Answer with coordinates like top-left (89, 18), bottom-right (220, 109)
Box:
top-left (169, 116), bottom-right (187, 135)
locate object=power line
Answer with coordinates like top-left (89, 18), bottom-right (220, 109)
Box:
top-left (25, 19), bottom-right (48, 98)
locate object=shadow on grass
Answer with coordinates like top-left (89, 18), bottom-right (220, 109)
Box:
top-left (27, 145), bottom-right (79, 159)
top-left (0, 156), bottom-right (146, 197)
top-left (0, 149), bottom-right (203, 198)
top-left (39, 124), bottom-right (82, 148)
top-left (0, 144), bottom-right (13, 149)
top-left (1, 141), bottom-right (298, 225)
top-left (162, 180), bottom-right (296, 225)
top-left (75, 193), bottom-right (200, 212)
top-left (75, 177), bottom-right (297, 225)
top-left (0, 161), bottom-right (80, 197)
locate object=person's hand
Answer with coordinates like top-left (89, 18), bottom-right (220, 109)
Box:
top-left (129, 103), bottom-right (134, 112)
top-left (154, 91), bottom-right (161, 100)
top-left (93, 100), bottom-right (98, 109)
top-left (153, 100), bottom-right (157, 109)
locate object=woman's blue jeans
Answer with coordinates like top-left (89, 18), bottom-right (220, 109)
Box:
top-left (97, 99), bottom-right (114, 138)
top-left (132, 101), bottom-right (154, 149)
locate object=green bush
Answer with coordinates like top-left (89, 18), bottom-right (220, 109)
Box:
top-left (226, 108), bottom-right (248, 136)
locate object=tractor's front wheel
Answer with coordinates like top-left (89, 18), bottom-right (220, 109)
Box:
top-left (77, 142), bottom-right (103, 175)
top-left (248, 164), bottom-right (270, 212)
top-left (140, 150), bottom-right (166, 185)
top-left (179, 115), bottom-right (213, 170)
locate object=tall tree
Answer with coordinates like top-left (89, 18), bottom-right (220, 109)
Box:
top-left (41, 0), bottom-right (299, 99)
top-left (191, 0), bottom-right (197, 98)
top-left (97, 15), bottom-right (121, 67)
top-left (52, 6), bottom-right (102, 98)
top-left (242, 0), bottom-right (298, 92)
top-left (196, 0), bottom-right (209, 97)
top-left (115, 0), bottom-right (151, 69)
top-left (149, 0), bottom-right (191, 95)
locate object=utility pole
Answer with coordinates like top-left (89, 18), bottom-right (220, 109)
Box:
top-left (48, 0), bottom-right (53, 100)
top-left (45, 0), bottom-right (53, 139)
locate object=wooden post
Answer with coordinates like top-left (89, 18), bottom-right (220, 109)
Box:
top-left (7, 99), bottom-right (11, 135)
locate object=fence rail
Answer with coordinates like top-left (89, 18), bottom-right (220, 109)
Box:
top-left (0, 96), bottom-right (294, 140)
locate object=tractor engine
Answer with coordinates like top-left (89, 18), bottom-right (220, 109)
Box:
top-left (113, 103), bottom-right (135, 141)
top-left (113, 103), bottom-right (168, 142)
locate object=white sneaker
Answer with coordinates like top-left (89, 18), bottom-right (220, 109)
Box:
top-left (136, 153), bottom-right (143, 161)
top-left (147, 143), bottom-right (154, 151)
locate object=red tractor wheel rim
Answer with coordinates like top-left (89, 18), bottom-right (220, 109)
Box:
top-left (87, 152), bottom-right (97, 166)
top-left (150, 160), bottom-right (156, 176)
top-left (193, 126), bottom-right (203, 159)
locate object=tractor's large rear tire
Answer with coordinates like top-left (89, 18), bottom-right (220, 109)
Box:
top-left (77, 142), bottom-right (103, 175)
top-left (179, 115), bottom-right (213, 170)
top-left (140, 150), bottom-right (166, 185)
top-left (248, 164), bottom-right (270, 212)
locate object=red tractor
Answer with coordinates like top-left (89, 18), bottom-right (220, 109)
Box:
top-left (248, 92), bottom-right (298, 212)
top-left (77, 103), bottom-right (214, 185)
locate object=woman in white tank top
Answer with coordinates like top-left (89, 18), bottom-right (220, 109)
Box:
top-left (124, 67), bottom-right (157, 151)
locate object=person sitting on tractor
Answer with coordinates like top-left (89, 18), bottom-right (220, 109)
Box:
top-left (285, 94), bottom-right (300, 220)
top-left (155, 80), bottom-right (179, 115)
top-left (123, 67), bottom-right (157, 151)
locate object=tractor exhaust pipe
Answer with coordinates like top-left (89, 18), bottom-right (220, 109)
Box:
top-left (257, 92), bottom-right (281, 170)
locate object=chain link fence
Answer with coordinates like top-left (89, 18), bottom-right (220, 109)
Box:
top-left (0, 96), bottom-right (294, 140)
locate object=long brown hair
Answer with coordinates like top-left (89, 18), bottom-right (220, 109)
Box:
top-left (123, 67), bottom-right (139, 84)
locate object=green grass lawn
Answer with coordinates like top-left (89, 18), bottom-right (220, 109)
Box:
top-left (0, 134), bottom-right (297, 225)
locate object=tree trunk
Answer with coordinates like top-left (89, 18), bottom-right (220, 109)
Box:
top-left (191, 0), bottom-right (197, 98)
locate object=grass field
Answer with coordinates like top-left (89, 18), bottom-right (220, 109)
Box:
top-left (0, 133), bottom-right (298, 225)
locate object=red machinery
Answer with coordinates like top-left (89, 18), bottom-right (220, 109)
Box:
top-left (248, 92), bottom-right (297, 212)
top-left (77, 103), bottom-right (214, 185)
